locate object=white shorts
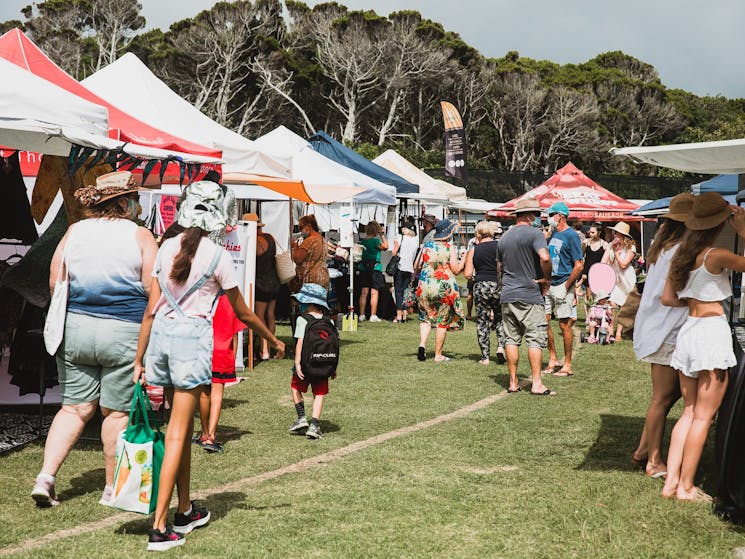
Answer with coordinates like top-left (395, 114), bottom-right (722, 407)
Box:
top-left (670, 315), bottom-right (736, 379)
top-left (640, 342), bottom-right (676, 366)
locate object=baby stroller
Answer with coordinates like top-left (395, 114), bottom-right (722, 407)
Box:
top-left (583, 290), bottom-right (614, 344)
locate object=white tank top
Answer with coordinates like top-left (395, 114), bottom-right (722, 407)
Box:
top-left (677, 248), bottom-right (732, 302)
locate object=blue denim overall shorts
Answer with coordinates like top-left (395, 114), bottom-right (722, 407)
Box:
top-left (145, 248), bottom-right (222, 390)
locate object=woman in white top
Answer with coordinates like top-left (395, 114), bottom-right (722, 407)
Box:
top-left (631, 193), bottom-right (693, 478)
top-left (602, 221), bottom-right (637, 341)
top-left (133, 181), bottom-right (285, 551)
top-left (391, 224), bottom-right (419, 323)
top-left (660, 192), bottom-right (744, 502)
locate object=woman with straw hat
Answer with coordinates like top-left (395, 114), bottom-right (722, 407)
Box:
top-left (630, 193), bottom-right (694, 479)
top-left (660, 192), bottom-right (745, 502)
top-left (602, 221), bottom-right (637, 341)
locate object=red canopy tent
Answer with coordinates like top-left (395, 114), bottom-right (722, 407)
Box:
top-left (0, 29), bottom-right (221, 181)
top-left (495, 162), bottom-right (642, 221)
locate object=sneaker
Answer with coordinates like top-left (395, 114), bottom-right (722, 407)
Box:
top-left (147, 527), bottom-right (185, 551)
top-left (173, 502), bottom-right (211, 534)
top-left (31, 475), bottom-right (59, 507)
top-left (289, 416), bottom-right (309, 435)
top-left (99, 485), bottom-right (113, 506)
top-left (306, 423), bottom-right (323, 440)
top-left (358, 315), bottom-right (366, 322)
top-left (201, 439), bottom-right (224, 453)
top-left (369, 315), bottom-right (381, 322)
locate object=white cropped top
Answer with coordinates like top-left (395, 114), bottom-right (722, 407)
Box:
top-left (677, 248), bottom-right (732, 302)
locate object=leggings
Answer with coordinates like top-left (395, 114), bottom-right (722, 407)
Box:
top-left (474, 281), bottom-right (503, 359)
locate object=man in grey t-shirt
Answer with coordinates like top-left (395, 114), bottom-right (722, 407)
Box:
top-left (497, 198), bottom-right (554, 396)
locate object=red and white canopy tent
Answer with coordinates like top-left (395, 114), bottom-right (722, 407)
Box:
top-left (0, 29), bottom-right (222, 183)
top-left (495, 162), bottom-right (642, 221)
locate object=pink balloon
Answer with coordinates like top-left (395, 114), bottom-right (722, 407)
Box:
top-left (588, 263), bottom-right (617, 294)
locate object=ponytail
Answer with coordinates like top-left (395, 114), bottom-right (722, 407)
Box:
top-left (170, 227), bottom-right (208, 284)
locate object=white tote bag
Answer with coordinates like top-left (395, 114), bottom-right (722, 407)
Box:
top-left (43, 242), bottom-right (70, 355)
top-left (275, 247), bottom-right (297, 285)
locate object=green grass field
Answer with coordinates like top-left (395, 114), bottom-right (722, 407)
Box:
top-left (1, 318), bottom-right (743, 558)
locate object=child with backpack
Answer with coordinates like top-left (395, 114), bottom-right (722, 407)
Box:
top-left (288, 283), bottom-right (339, 440)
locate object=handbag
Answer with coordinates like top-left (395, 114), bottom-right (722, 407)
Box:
top-left (275, 247), bottom-right (296, 285)
top-left (107, 383), bottom-right (165, 514)
top-left (43, 233), bottom-right (72, 355)
top-left (385, 255), bottom-right (400, 276)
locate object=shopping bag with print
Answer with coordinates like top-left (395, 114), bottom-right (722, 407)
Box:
top-left (107, 383), bottom-right (164, 514)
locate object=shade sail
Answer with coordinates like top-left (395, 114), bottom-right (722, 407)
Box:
top-left (308, 131), bottom-right (418, 194)
top-left (82, 53), bottom-right (291, 178)
top-left (254, 126), bottom-right (395, 205)
top-left (372, 149), bottom-right (466, 201)
top-left (0, 29), bottom-right (221, 160)
top-left (495, 162), bottom-right (640, 221)
top-left (611, 138), bottom-right (745, 174)
top-left (221, 172), bottom-right (365, 204)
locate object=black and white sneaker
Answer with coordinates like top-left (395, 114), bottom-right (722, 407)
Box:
top-left (147, 527), bottom-right (185, 551)
top-left (173, 502), bottom-right (211, 534)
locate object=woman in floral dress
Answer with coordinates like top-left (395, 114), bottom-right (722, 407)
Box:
top-left (415, 219), bottom-right (464, 362)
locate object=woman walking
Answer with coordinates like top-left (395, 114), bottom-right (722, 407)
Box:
top-left (631, 193), bottom-right (693, 478)
top-left (602, 222), bottom-right (637, 341)
top-left (415, 219), bottom-right (464, 362)
top-left (133, 181), bottom-right (284, 550)
top-left (464, 221), bottom-right (503, 365)
top-left (660, 192), bottom-right (743, 502)
top-left (391, 223), bottom-right (418, 323)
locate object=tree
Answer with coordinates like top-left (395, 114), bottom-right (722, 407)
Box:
top-left (89, 0), bottom-right (145, 70)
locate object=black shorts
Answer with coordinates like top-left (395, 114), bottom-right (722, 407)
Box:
top-left (255, 287), bottom-right (279, 302)
top-left (359, 269), bottom-right (386, 291)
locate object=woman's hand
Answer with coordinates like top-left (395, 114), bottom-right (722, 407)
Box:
top-left (133, 361), bottom-right (146, 385)
top-left (729, 205), bottom-right (745, 236)
top-left (272, 338), bottom-right (286, 360)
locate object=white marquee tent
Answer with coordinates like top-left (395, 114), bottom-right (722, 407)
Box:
top-left (611, 138), bottom-right (745, 174)
top-left (372, 149), bottom-right (467, 202)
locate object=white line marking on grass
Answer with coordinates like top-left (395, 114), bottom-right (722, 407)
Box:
top-left (2, 392), bottom-right (506, 557)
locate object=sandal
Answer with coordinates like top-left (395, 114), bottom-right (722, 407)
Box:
top-left (434, 356), bottom-right (451, 363)
top-left (553, 369), bottom-right (574, 377)
top-left (541, 363), bottom-right (563, 375)
top-left (530, 388), bottom-right (557, 396)
top-left (507, 386), bottom-right (521, 393)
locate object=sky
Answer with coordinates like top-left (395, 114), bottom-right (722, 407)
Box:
top-left (1, 0), bottom-right (743, 99)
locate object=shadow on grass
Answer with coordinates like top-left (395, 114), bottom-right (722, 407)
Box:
top-left (488, 373), bottom-right (512, 391)
top-left (320, 420), bottom-right (340, 434)
top-left (61, 467), bottom-right (105, 501)
top-left (212, 424), bottom-right (252, 443)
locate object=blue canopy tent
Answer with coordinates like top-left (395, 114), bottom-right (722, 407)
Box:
top-left (308, 131), bottom-right (419, 194)
top-left (633, 194), bottom-right (736, 216)
top-left (692, 174), bottom-right (741, 195)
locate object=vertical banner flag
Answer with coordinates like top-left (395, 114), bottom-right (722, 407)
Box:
top-left (440, 101), bottom-right (467, 182)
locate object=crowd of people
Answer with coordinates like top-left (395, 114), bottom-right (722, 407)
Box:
top-left (30, 175), bottom-right (739, 549)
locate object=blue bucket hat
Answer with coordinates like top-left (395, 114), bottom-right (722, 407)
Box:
top-left (433, 219), bottom-right (457, 240)
top-left (547, 201), bottom-right (570, 217)
top-left (292, 283), bottom-right (329, 309)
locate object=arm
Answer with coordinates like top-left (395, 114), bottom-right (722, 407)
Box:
top-left (133, 279), bottom-right (162, 383)
top-left (661, 275), bottom-right (686, 307)
top-left (565, 260), bottom-right (584, 290)
top-left (291, 240), bottom-right (308, 264)
top-left (225, 286), bottom-right (285, 358)
top-left (614, 246), bottom-right (635, 269)
top-left (449, 244), bottom-right (465, 275)
top-left (136, 226), bottom-right (159, 296)
top-left (294, 337), bottom-right (304, 379)
top-left (49, 227), bottom-right (73, 295)
top-left (535, 247), bottom-right (552, 294)
top-left (391, 239), bottom-right (400, 257)
top-left (378, 234), bottom-right (389, 251)
top-left (601, 246), bottom-right (612, 265)
top-left (464, 249), bottom-right (475, 280)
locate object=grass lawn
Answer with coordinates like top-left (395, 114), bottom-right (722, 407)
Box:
top-left (1, 317), bottom-right (743, 558)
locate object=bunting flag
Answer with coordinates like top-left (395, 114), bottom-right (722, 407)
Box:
top-left (440, 101), bottom-right (467, 182)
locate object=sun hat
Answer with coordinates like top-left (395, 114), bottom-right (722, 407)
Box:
top-left (73, 170), bottom-right (140, 207)
top-left (609, 222), bottom-right (632, 237)
top-left (176, 180), bottom-right (227, 233)
top-left (420, 214), bottom-right (438, 227)
top-left (511, 197), bottom-right (541, 215)
top-left (485, 209), bottom-right (501, 221)
top-left (242, 212), bottom-right (265, 227)
top-left (292, 283), bottom-right (329, 309)
top-left (547, 201), bottom-right (570, 217)
top-left (685, 192), bottom-right (731, 231)
top-left (660, 192), bottom-right (695, 222)
top-left (594, 290), bottom-right (610, 301)
top-left (432, 219), bottom-right (457, 240)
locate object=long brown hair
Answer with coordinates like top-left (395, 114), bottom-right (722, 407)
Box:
top-left (83, 195), bottom-right (134, 220)
top-left (668, 224), bottom-right (724, 293)
top-left (170, 227), bottom-right (208, 284)
top-left (645, 220), bottom-right (687, 265)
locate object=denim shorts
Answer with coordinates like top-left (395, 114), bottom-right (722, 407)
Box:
top-left (145, 313), bottom-right (213, 390)
top-left (56, 313), bottom-right (138, 411)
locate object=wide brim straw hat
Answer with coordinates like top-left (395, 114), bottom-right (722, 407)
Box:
top-left (433, 219), bottom-right (458, 240)
top-left (242, 212), bottom-right (265, 227)
top-left (685, 192), bottom-right (731, 231)
top-left (176, 180), bottom-right (227, 233)
top-left (609, 222), bottom-right (632, 237)
top-left (511, 197), bottom-right (541, 215)
top-left (661, 192), bottom-right (695, 222)
top-left (73, 170), bottom-right (141, 207)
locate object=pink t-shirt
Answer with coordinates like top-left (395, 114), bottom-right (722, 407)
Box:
top-left (152, 235), bottom-right (239, 318)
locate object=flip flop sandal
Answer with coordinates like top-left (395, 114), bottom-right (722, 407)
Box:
top-left (507, 387), bottom-right (522, 393)
top-left (530, 389), bottom-right (556, 396)
top-left (434, 356), bottom-right (451, 363)
top-left (646, 470), bottom-right (667, 479)
top-left (553, 370), bottom-right (574, 377)
top-left (541, 364), bottom-right (563, 375)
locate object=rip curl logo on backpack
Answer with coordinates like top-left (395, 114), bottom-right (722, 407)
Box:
top-left (300, 313), bottom-right (339, 380)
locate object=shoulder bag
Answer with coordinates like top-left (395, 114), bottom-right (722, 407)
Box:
top-left (43, 229), bottom-right (73, 355)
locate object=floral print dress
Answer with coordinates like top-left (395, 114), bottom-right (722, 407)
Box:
top-left (416, 240), bottom-right (464, 330)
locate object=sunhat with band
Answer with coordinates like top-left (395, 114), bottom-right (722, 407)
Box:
top-left (433, 219), bottom-right (458, 240)
top-left (73, 170), bottom-right (141, 207)
top-left (511, 197), bottom-right (541, 215)
top-left (609, 222), bottom-right (632, 237)
top-left (661, 192), bottom-right (695, 222)
top-left (177, 180), bottom-right (227, 233)
top-left (685, 192), bottom-right (732, 231)
top-left (292, 283), bottom-right (329, 309)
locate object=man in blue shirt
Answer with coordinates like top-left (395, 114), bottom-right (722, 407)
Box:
top-left (545, 202), bottom-right (584, 377)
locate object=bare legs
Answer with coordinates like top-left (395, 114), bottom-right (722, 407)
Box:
top-left (255, 299), bottom-right (277, 359)
top-left (39, 402), bottom-right (97, 478)
top-left (554, 318), bottom-right (574, 374)
top-left (545, 313), bottom-right (560, 368)
top-left (505, 345), bottom-right (552, 394)
top-left (197, 384), bottom-right (225, 443)
top-left (636, 364), bottom-right (680, 477)
top-left (153, 388), bottom-right (200, 531)
top-left (661, 369), bottom-right (728, 500)
top-left (99, 408), bottom-right (128, 486)
top-left (418, 322), bottom-right (448, 361)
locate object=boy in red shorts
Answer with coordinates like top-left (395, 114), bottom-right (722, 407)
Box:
top-left (195, 293), bottom-right (245, 452)
top-left (288, 284), bottom-right (337, 440)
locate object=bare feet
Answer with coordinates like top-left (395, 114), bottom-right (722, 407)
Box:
top-left (645, 463), bottom-right (667, 479)
top-left (676, 486), bottom-right (713, 503)
top-left (661, 482), bottom-right (677, 499)
top-left (541, 362), bottom-right (562, 375)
